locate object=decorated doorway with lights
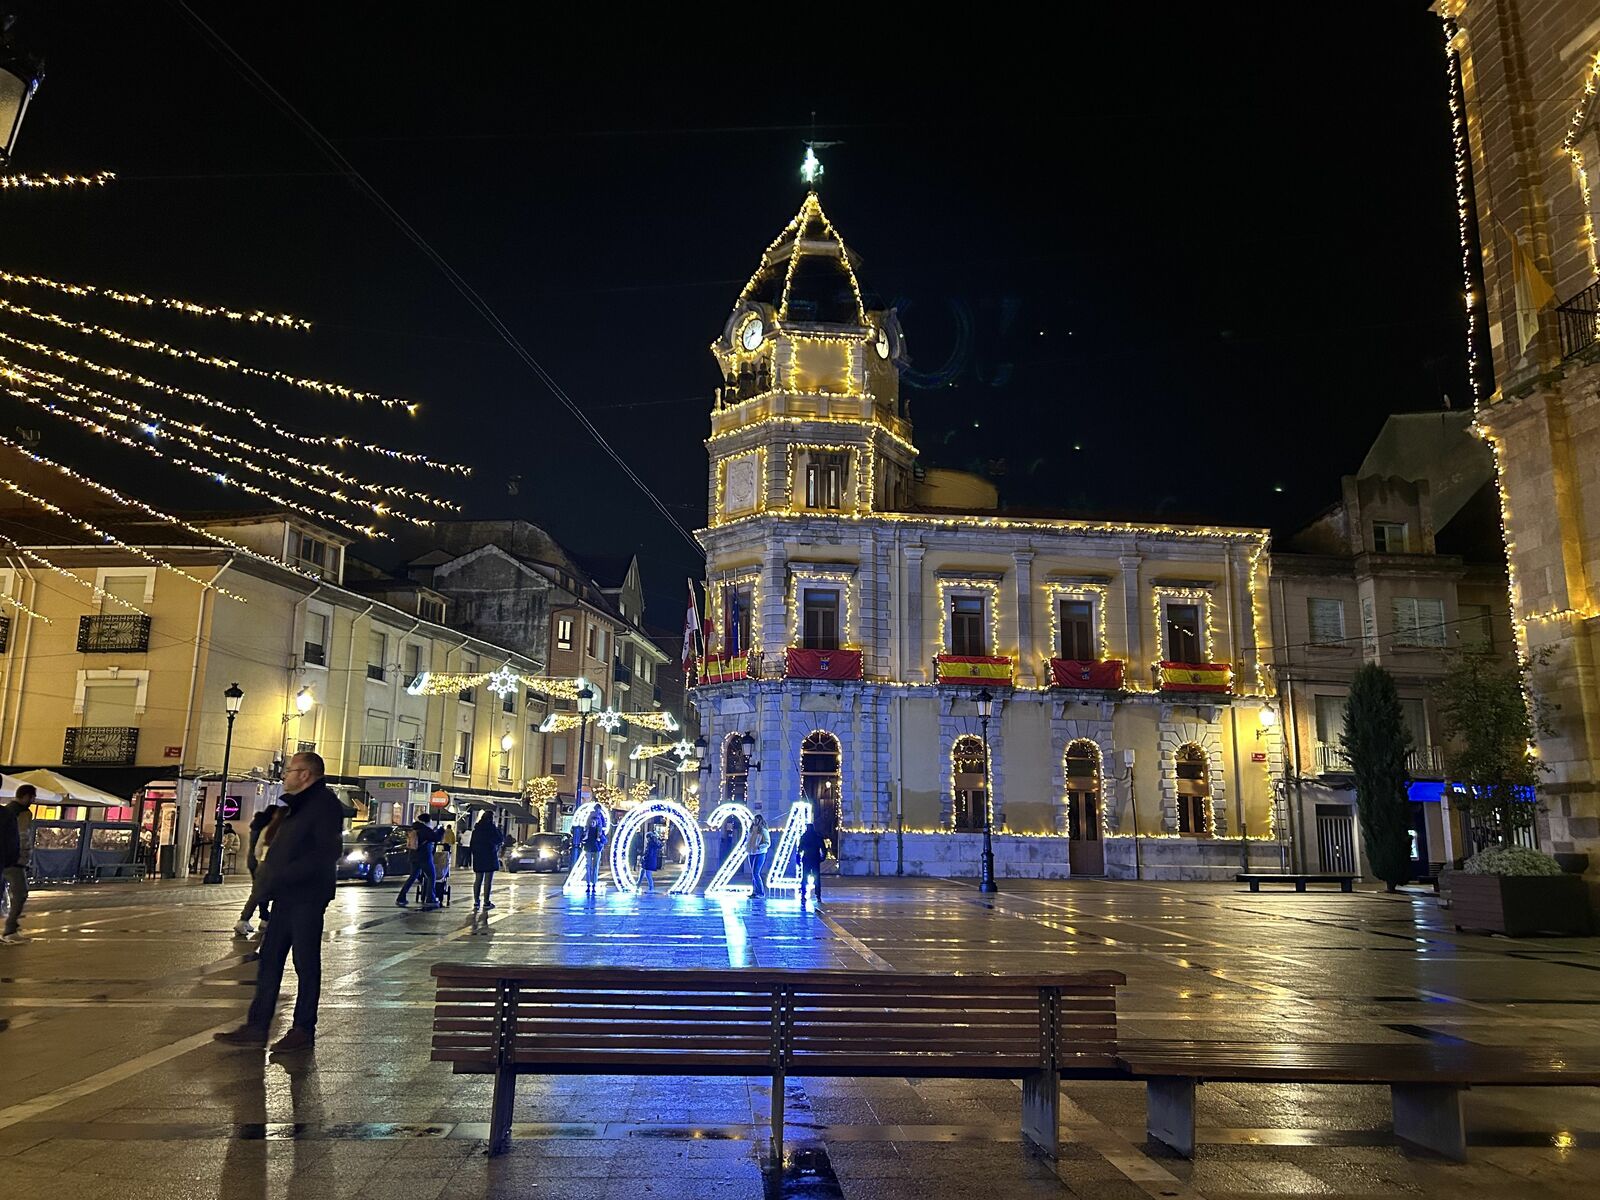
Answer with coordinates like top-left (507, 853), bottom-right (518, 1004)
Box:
top-left (1063, 740), bottom-right (1104, 875)
top-left (800, 731), bottom-right (842, 858)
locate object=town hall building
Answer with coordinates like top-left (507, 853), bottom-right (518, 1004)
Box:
top-left (692, 189), bottom-right (1285, 879)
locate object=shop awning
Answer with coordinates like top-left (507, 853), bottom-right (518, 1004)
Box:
top-left (11, 769), bottom-right (126, 807)
top-left (1, 773), bottom-right (60, 803)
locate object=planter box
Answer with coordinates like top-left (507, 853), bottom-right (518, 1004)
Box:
top-left (1450, 872), bottom-right (1593, 937)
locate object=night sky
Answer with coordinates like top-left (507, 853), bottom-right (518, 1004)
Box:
top-left (4, 3), bottom-right (1466, 622)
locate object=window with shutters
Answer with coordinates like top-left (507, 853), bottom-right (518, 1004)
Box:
top-left (1392, 597), bottom-right (1446, 647)
top-left (1401, 698), bottom-right (1429, 752)
top-left (304, 609), bottom-right (330, 668)
top-left (459, 657), bottom-right (477, 704)
top-left (455, 731), bottom-right (473, 776)
top-left (801, 588), bottom-right (840, 650)
top-left (1459, 603), bottom-right (1494, 653)
top-left (1314, 694), bottom-right (1346, 745)
top-left (550, 735), bottom-right (569, 774)
top-left (556, 617), bottom-right (573, 650)
top-left (1307, 598), bottom-right (1345, 646)
top-left (404, 643), bottom-right (423, 687)
top-left (1058, 600), bottom-right (1095, 660)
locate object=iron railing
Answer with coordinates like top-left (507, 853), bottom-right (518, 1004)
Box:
top-left (613, 659), bottom-right (633, 684)
top-left (0, 613), bottom-right (8, 653)
top-left (1557, 279), bottom-right (1600, 359)
top-left (296, 740), bottom-right (317, 754)
top-left (1317, 742), bottom-right (1444, 777)
top-left (77, 614), bottom-right (152, 653)
top-left (63, 725), bottom-right (139, 766)
top-left (358, 742), bottom-right (442, 772)
top-left (453, 756), bottom-right (469, 776)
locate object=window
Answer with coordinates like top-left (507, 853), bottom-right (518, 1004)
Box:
top-left (502, 688), bottom-right (515, 714)
top-left (1058, 600), bottom-right (1094, 661)
top-left (459, 657), bottom-right (477, 704)
top-left (586, 624), bottom-right (597, 658)
top-left (805, 453), bottom-right (846, 509)
top-left (363, 710), bottom-right (388, 745)
top-left (1174, 743), bottom-right (1211, 835)
top-left (1373, 522), bottom-right (1409, 554)
top-left (723, 734), bottom-right (750, 804)
top-left (304, 610), bottom-right (329, 668)
top-left (949, 595), bottom-right (986, 656)
top-left (596, 629), bottom-right (608, 661)
top-left (455, 731), bottom-right (472, 776)
top-left (802, 588), bottom-right (840, 650)
top-left (1459, 602), bottom-right (1494, 653)
top-left (1314, 694), bottom-right (1346, 746)
top-left (1392, 597), bottom-right (1446, 647)
top-left (294, 532), bottom-right (342, 579)
top-left (1400, 698), bottom-right (1429, 752)
top-left (550, 734), bottom-right (569, 774)
top-left (951, 735), bottom-right (987, 831)
top-left (1164, 603), bottom-right (1202, 664)
top-left (418, 596), bottom-right (444, 624)
top-left (404, 643), bottom-right (423, 687)
top-left (100, 574), bottom-right (148, 613)
top-left (82, 679), bottom-right (139, 726)
top-left (367, 630), bottom-right (386, 681)
top-left (556, 617), bottom-right (574, 650)
top-left (1307, 598), bottom-right (1345, 646)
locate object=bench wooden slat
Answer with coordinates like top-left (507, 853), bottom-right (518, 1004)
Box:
top-left (431, 962), bottom-right (1126, 988)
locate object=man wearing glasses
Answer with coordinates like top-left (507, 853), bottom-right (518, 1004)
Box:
top-left (213, 751), bottom-right (343, 1053)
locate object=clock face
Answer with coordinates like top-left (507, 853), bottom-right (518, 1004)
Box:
top-left (875, 326), bottom-right (891, 359)
top-left (741, 318), bottom-right (765, 351)
top-left (724, 455), bottom-right (758, 514)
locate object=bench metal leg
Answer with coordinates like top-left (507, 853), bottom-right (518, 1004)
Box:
top-left (488, 1067), bottom-right (516, 1156)
top-left (1391, 1083), bottom-right (1465, 1161)
top-left (1021, 1068), bottom-right (1060, 1156)
top-left (1248, 881), bottom-right (1260, 892)
top-left (1295, 879), bottom-right (1307, 892)
top-left (1146, 1078), bottom-right (1196, 1157)
top-left (770, 1072), bottom-right (784, 1167)
top-left (1341, 880), bottom-right (1354, 893)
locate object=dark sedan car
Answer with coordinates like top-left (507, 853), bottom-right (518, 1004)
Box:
top-left (505, 832), bottom-right (571, 873)
top-left (336, 824), bottom-right (417, 885)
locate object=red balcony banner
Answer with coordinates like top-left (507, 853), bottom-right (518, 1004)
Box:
top-left (785, 647), bottom-right (863, 680)
top-left (935, 654), bottom-right (1014, 685)
top-left (698, 653), bottom-right (748, 685)
top-left (1049, 658), bottom-right (1124, 690)
top-left (1158, 661), bottom-right (1231, 693)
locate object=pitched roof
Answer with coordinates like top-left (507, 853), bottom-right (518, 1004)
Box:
top-left (737, 191), bottom-right (867, 326)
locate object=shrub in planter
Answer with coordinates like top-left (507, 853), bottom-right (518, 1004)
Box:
top-left (1451, 845), bottom-right (1590, 937)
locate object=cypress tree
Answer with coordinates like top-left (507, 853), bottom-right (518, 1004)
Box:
top-left (1343, 663), bottom-right (1414, 890)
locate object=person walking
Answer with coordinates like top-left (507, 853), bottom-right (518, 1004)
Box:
top-left (457, 814), bottom-right (473, 869)
top-left (0, 785), bottom-right (36, 944)
top-left (213, 752), bottom-right (342, 1052)
top-left (234, 802), bottom-right (283, 937)
top-left (746, 813), bottom-right (770, 898)
top-left (397, 811), bottom-right (441, 908)
top-left (469, 811), bottom-right (503, 912)
top-left (639, 825), bottom-right (663, 893)
top-left (798, 821), bottom-right (825, 909)
top-left (580, 811), bottom-right (605, 895)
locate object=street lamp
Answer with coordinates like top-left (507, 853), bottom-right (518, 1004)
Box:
top-left (203, 682), bottom-right (244, 885)
top-left (0, 16), bottom-right (43, 167)
top-left (975, 688), bottom-right (998, 894)
top-left (574, 683), bottom-right (596, 807)
top-left (295, 686), bottom-right (314, 716)
top-left (693, 734), bottom-right (709, 772)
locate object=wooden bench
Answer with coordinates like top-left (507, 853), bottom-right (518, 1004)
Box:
top-left (430, 963), bottom-right (1125, 1158)
top-left (1119, 1039), bottom-right (1600, 1161)
top-left (1236, 872), bottom-right (1355, 893)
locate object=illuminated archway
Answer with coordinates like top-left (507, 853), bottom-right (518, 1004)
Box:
top-left (561, 801), bottom-right (608, 894)
top-left (951, 735), bottom-right (988, 831)
top-left (609, 799), bottom-right (705, 894)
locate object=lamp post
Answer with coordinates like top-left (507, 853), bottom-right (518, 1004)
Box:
top-left (574, 684), bottom-right (596, 809)
top-left (0, 15), bottom-right (44, 167)
top-left (975, 688), bottom-right (998, 894)
top-left (203, 682), bottom-right (244, 884)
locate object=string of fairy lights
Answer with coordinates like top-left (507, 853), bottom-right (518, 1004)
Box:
top-left (0, 171), bottom-right (476, 613)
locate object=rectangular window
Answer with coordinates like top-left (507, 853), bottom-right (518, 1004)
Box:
top-left (459, 657), bottom-right (477, 704)
top-left (404, 643), bottom-right (423, 687)
top-left (1058, 600), bottom-right (1094, 661)
top-left (1373, 522), bottom-right (1409, 554)
top-left (455, 731), bottom-right (472, 776)
top-left (804, 453), bottom-right (846, 509)
top-left (1307, 598), bottom-right (1345, 646)
top-left (550, 734), bottom-right (569, 774)
top-left (1400, 698), bottom-right (1429, 751)
top-left (950, 595), bottom-right (986, 656)
top-left (586, 624), bottom-right (597, 658)
top-left (363, 710), bottom-right (388, 745)
top-left (557, 617), bottom-right (574, 650)
top-left (1392, 597), bottom-right (1446, 647)
top-left (100, 574), bottom-right (148, 613)
top-left (502, 688), bottom-right (515, 713)
top-left (1314, 694), bottom-right (1346, 745)
top-left (596, 629), bottom-right (607, 661)
top-left (367, 630), bottom-right (386, 681)
top-left (801, 588), bottom-right (841, 650)
top-left (1164, 603), bottom-right (1202, 663)
top-left (82, 680), bottom-right (139, 726)
top-left (304, 610), bottom-right (328, 667)
top-left (418, 596), bottom-right (444, 623)
top-left (1459, 602), bottom-right (1494, 653)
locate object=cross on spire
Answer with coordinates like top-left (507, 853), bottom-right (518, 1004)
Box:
top-left (800, 143), bottom-right (824, 187)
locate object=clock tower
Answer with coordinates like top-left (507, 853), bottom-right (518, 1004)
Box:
top-left (705, 190), bottom-right (916, 527)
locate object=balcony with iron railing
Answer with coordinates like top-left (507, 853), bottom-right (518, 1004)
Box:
top-left (63, 725), bottom-right (139, 766)
top-left (1557, 279), bottom-right (1600, 359)
top-left (1315, 742), bottom-right (1444, 778)
top-left (357, 742), bottom-right (442, 773)
top-left (77, 614), bottom-right (152, 653)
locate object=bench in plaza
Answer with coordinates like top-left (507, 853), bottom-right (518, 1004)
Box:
top-left (430, 963), bottom-right (1126, 1158)
top-left (1119, 1039), bottom-right (1600, 1161)
top-left (1236, 872), bottom-right (1355, 893)
top-left (94, 862), bottom-right (146, 882)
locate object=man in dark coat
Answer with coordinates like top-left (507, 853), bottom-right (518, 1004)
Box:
top-left (798, 821), bottom-right (825, 909)
top-left (1, 785), bottom-right (36, 943)
top-left (214, 752), bottom-right (343, 1052)
top-left (397, 811), bottom-right (442, 908)
top-left (469, 811), bottom-right (504, 911)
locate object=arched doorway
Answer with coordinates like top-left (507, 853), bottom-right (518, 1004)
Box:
top-left (1064, 740), bottom-right (1104, 874)
top-left (716, 733), bottom-right (750, 868)
top-left (800, 731), bottom-right (842, 855)
top-left (1175, 743), bottom-right (1212, 836)
top-left (951, 735), bottom-right (988, 831)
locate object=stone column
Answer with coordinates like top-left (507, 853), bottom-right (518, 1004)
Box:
top-left (1119, 551), bottom-right (1144, 682)
top-left (905, 543), bottom-right (927, 683)
top-left (1013, 550), bottom-right (1036, 687)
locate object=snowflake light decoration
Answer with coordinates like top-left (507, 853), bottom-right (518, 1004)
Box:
top-left (485, 664), bottom-right (520, 698)
top-left (596, 708), bottom-right (624, 733)
top-left (672, 739), bottom-right (695, 759)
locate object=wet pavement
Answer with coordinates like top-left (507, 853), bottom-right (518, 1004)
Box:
top-left (1, 872), bottom-right (1598, 1197)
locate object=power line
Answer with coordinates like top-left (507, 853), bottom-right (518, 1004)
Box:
top-left (172, 2), bottom-right (703, 559)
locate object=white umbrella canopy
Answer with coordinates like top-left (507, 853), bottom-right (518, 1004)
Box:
top-left (1, 773), bottom-right (61, 804)
top-left (10, 769), bottom-right (124, 807)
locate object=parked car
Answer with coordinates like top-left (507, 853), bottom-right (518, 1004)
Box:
top-left (505, 832), bottom-right (571, 873)
top-left (336, 824), bottom-right (416, 885)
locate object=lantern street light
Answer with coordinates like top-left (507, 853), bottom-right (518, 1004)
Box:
top-left (0, 15), bottom-right (43, 167)
top-left (693, 734), bottom-right (709, 773)
top-left (975, 688), bottom-right (998, 894)
top-left (203, 682), bottom-right (244, 885)
top-left (574, 683), bottom-right (596, 807)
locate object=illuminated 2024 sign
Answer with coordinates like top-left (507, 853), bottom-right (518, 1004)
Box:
top-left (563, 798), bottom-right (813, 896)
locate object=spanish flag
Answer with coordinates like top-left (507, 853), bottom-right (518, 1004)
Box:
top-left (1158, 662), bottom-right (1231, 693)
top-left (936, 655), bottom-right (1014, 685)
